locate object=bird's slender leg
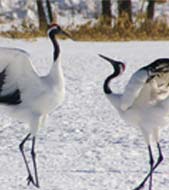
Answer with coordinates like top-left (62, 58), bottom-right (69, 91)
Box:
top-left (31, 136), bottom-right (40, 188)
top-left (148, 145), bottom-right (154, 190)
top-left (19, 133), bottom-right (36, 186)
top-left (133, 143), bottom-right (163, 190)
top-left (133, 145), bottom-right (154, 190)
top-left (153, 143), bottom-right (163, 171)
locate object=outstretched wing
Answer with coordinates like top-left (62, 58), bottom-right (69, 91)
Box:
top-left (121, 59), bottom-right (169, 111)
top-left (0, 47), bottom-right (40, 105)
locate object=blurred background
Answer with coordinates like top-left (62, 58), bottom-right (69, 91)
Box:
top-left (0, 0), bottom-right (169, 40)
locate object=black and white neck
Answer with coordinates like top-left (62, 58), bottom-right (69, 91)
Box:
top-left (48, 28), bottom-right (60, 62)
top-left (99, 54), bottom-right (125, 94)
top-left (99, 54), bottom-right (126, 110)
top-left (47, 25), bottom-right (64, 87)
top-left (104, 65), bottom-right (122, 94)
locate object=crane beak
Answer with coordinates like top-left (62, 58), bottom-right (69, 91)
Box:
top-left (99, 54), bottom-right (118, 65)
top-left (99, 54), bottom-right (126, 72)
top-left (60, 29), bottom-right (73, 40)
top-left (99, 54), bottom-right (121, 66)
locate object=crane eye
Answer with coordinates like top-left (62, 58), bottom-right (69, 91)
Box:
top-left (119, 63), bottom-right (126, 73)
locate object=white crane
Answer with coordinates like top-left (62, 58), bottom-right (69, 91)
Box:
top-left (0, 23), bottom-right (71, 188)
top-left (99, 54), bottom-right (169, 190)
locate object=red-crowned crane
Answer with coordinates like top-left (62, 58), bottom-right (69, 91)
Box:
top-left (99, 54), bottom-right (169, 190)
top-left (0, 24), bottom-right (71, 188)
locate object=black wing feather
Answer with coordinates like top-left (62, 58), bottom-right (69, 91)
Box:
top-left (0, 68), bottom-right (22, 105)
top-left (142, 58), bottom-right (169, 82)
top-left (0, 89), bottom-right (22, 105)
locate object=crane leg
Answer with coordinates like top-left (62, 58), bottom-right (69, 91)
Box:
top-left (148, 145), bottom-right (154, 190)
top-left (31, 136), bottom-right (40, 188)
top-left (133, 143), bottom-right (163, 190)
top-left (19, 133), bottom-right (35, 186)
top-left (19, 134), bottom-right (39, 188)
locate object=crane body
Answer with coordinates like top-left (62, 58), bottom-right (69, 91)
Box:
top-left (100, 54), bottom-right (169, 190)
top-left (0, 24), bottom-right (70, 188)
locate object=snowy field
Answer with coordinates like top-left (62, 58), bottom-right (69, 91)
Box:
top-left (0, 37), bottom-right (169, 190)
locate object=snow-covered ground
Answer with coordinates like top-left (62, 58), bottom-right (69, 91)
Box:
top-left (0, 37), bottom-right (169, 190)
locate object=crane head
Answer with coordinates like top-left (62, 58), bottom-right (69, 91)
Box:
top-left (99, 54), bottom-right (126, 74)
top-left (48, 23), bottom-right (72, 39)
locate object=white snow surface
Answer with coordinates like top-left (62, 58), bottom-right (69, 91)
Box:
top-left (0, 38), bottom-right (169, 190)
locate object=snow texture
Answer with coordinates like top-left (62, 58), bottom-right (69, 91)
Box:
top-left (0, 37), bottom-right (168, 190)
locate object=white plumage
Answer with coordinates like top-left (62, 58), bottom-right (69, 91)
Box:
top-left (100, 54), bottom-right (169, 190)
top-left (0, 24), bottom-right (70, 188)
top-left (0, 47), bottom-right (65, 134)
top-left (120, 61), bottom-right (169, 138)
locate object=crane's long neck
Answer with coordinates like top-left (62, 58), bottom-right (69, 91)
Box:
top-left (48, 33), bottom-right (64, 88)
top-left (50, 33), bottom-right (60, 62)
top-left (104, 66), bottom-right (120, 94)
top-left (104, 67), bottom-right (122, 110)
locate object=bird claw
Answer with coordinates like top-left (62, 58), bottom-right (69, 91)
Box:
top-left (27, 174), bottom-right (40, 188)
top-left (27, 174), bottom-right (35, 186)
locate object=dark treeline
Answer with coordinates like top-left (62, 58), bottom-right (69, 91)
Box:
top-left (37, 0), bottom-right (168, 30)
